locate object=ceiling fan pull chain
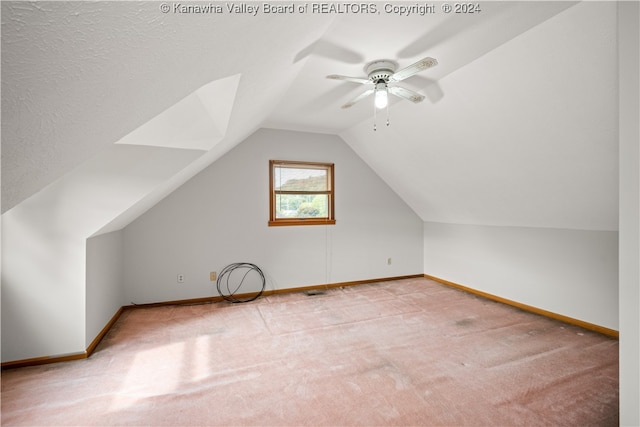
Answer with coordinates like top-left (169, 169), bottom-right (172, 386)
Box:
top-left (386, 102), bottom-right (390, 127)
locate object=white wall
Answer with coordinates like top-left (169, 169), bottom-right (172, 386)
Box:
top-left (1, 144), bottom-right (205, 363)
top-left (123, 129), bottom-right (424, 303)
top-left (86, 230), bottom-right (125, 347)
top-left (618, 2), bottom-right (640, 424)
top-left (1, 203), bottom-right (86, 362)
top-left (423, 222), bottom-right (618, 330)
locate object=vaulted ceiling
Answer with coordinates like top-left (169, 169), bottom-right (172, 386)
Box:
top-left (1, 1), bottom-right (619, 233)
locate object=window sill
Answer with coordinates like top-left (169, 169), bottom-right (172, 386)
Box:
top-left (268, 219), bottom-right (336, 227)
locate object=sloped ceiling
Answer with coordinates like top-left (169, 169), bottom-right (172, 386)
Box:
top-left (339, 1), bottom-right (618, 231)
top-left (1, 1), bottom-right (334, 214)
top-left (2, 1), bottom-right (619, 233)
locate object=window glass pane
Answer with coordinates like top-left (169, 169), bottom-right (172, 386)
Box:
top-left (275, 194), bottom-right (328, 218)
top-left (275, 166), bottom-right (327, 191)
top-left (269, 160), bottom-right (334, 226)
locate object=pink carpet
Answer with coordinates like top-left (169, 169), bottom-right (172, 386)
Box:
top-left (1, 278), bottom-right (618, 426)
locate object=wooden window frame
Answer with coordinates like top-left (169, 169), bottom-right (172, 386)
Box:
top-left (269, 160), bottom-right (336, 227)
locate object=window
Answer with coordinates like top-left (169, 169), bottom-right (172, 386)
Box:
top-left (269, 160), bottom-right (335, 226)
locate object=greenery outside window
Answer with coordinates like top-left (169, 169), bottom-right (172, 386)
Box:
top-left (269, 160), bottom-right (335, 226)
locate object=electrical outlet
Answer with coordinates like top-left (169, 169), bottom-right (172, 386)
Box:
top-left (210, 271), bottom-right (217, 281)
top-left (177, 274), bottom-right (185, 283)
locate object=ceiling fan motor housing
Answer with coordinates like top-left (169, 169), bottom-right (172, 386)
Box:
top-left (366, 60), bottom-right (396, 83)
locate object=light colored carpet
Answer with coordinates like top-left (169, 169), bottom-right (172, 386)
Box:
top-left (1, 278), bottom-right (618, 426)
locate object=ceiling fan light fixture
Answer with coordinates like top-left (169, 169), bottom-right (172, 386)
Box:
top-left (374, 81), bottom-right (388, 109)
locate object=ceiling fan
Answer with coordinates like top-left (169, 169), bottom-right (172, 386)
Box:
top-left (327, 56), bottom-right (438, 111)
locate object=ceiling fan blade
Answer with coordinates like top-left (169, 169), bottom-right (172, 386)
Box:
top-left (388, 86), bottom-right (425, 103)
top-left (327, 74), bottom-right (372, 85)
top-left (341, 89), bottom-right (374, 109)
top-left (389, 57), bottom-right (438, 82)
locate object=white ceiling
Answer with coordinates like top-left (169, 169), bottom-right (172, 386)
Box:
top-left (264, 1), bottom-right (578, 133)
top-left (340, 1), bottom-right (618, 230)
top-left (1, 1), bottom-right (620, 232)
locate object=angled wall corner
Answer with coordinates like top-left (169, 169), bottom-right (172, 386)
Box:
top-left (1, 74), bottom-right (242, 363)
top-left (116, 74), bottom-right (241, 151)
top-left (1, 144), bottom-right (204, 362)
